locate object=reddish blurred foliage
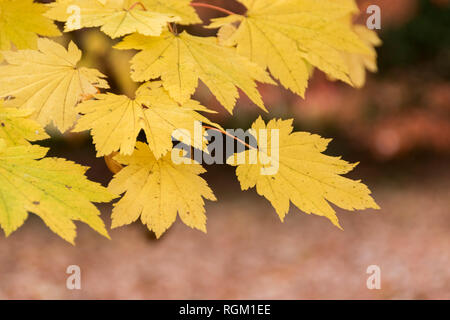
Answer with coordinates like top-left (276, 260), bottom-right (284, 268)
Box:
top-left (290, 75), bottom-right (450, 160)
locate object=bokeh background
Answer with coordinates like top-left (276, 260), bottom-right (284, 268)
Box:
top-left (0, 0), bottom-right (449, 299)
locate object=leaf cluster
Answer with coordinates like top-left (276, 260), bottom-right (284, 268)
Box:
top-left (0, 0), bottom-right (379, 242)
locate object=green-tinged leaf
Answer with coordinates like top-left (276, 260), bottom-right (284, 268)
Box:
top-left (0, 0), bottom-right (60, 52)
top-left (0, 102), bottom-right (49, 146)
top-left (0, 142), bottom-right (116, 244)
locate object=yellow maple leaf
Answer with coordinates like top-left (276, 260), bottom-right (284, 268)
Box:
top-left (0, 0), bottom-right (60, 53)
top-left (217, 23), bottom-right (238, 46)
top-left (227, 117), bottom-right (379, 227)
top-left (46, 0), bottom-right (180, 38)
top-left (0, 38), bottom-right (109, 132)
top-left (0, 140), bottom-right (116, 244)
top-left (73, 81), bottom-right (219, 158)
top-left (0, 102), bottom-right (49, 146)
top-left (108, 142), bottom-right (216, 238)
top-left (209, 0), bottom-right (372, 97)
top-left (115, 31), bottom-right (275, 113)
top-left (142, 0), bottom-right (201, 25)
top-left (344, 25), bottom-right (382, 88)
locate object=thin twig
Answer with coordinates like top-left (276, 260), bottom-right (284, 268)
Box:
top-left (128, 1), bottom-right (147, 11)
top-left (190, 2), bottom-right (237, 16)
top-left (167, 22), bottom-right (175, 34)
top-left (203, 125), bottom-right (257, 150)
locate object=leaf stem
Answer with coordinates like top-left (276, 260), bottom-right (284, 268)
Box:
top-left (167, 22), bottom-right (174, 33)
top-left (190, 2), bottom-right (237, 16)
top-left (202, 125), bottom-right (257, 150)
top-left (128, 2), bottom-right (147, 11)
top-left (167, 22), bottom-right (177, 35)
top-left (104, 152), bottom-right (123, 174)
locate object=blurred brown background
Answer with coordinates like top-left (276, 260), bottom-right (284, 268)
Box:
top-left (0, 0), bottom-right (449, 299)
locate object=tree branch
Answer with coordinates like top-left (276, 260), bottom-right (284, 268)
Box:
top-left (190, 2), bottom-right (237, 16)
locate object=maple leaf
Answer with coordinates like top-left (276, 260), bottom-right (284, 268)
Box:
top-left (209, 0), bottom-right (372, 97)
top-left (0, 102), bottom-right (49, 146)
top-left (142, 0), bottom-right (201, 25)
top-left (108, 142), bottom-right (216, 238)
top-left (115, 31), bottom-right (274, 113)
top-left (74, 81), bottom-right (218, 158)
top-left (46, 0), bottom-right (180, 38)
top-left (0, 38), bottom-right (109, 132)
top-left (227, 117), bottom-right (379, 227)
top-left (0, 0), bottom-right (60, 55)
top-left (0, 140), bottom-right (116, 244)
top-left (217, 23), bottom-right (238, 46)
top-left (344, 25), bottom-right (382, 88)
